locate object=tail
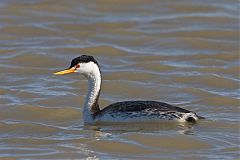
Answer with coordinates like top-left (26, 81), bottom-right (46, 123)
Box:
top-left (197, 115), bottom-right (205, 120)
top-left (185, 113), bottom-right (205, 123)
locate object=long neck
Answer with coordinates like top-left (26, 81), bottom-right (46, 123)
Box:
top-left (83, 67), bottom-right (101, 120)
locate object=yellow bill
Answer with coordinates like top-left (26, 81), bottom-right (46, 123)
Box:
top-left (54, 68), bottom-right (75, 75)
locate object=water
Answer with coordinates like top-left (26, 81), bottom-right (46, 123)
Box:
top-left (0, 0), bottom-right (239, 159)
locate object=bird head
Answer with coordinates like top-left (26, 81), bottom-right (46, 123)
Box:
top-left (54, 55), bottom-right (100, 78)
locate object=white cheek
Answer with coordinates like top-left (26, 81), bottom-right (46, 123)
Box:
top-left (80, 64), bottom-right (90, 73)
top-left (76, 67), bottom-right (85, 74)
top-left (75, 62), bottom-right (100, 79)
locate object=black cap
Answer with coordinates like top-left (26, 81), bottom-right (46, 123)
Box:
top-left (69, 55), bottom-right (98, 68)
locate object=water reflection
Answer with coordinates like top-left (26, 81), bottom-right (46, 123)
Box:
top-left (83, 121), bottom-right (196, 136)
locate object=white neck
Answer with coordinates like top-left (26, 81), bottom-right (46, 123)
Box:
top-left (81, 63), bottom-right (101, 122)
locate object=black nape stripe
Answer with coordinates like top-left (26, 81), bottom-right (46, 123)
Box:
top-left (69, 55), bottom-right (98, 68)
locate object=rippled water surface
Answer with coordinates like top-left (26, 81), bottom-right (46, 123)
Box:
top-left (0, 0), bottom-right (239, 159)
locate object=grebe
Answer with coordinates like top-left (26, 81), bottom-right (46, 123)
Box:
top-left (54, 55), bottom-right (204, 124)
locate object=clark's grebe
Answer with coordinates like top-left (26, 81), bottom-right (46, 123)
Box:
top-left (54, 55), bottom-right (204, 124)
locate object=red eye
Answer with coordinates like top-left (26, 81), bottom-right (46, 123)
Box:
top-left (75, 64), bottom-right (80, 68)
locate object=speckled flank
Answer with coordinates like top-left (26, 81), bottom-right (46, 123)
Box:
top-left (94, 101), bottom-right (200, 123)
